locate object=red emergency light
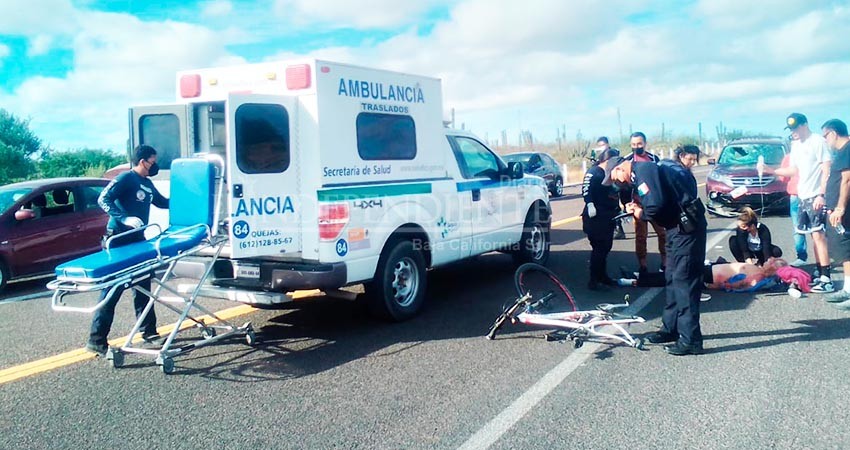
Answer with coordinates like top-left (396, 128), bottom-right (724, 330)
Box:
top-left (286, 64), bottom-right (311, 90)
top-left (180, 74), bottom-right (201, 98)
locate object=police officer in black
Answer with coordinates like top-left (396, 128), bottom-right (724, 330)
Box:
top-left (582, 148), bottom-right (621, 290)
top-left (603, 146), bottom-right (708, 355)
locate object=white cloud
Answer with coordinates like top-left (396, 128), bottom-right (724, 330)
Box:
top-left (27, 35), bottom-right (53, 57)
top-left (0, 9), bottom-right (241, 151)
top-left (2, 0), bottom-right (850, 151)
top-left (0, 0), bottom-right (78, 36)
top-left (202, 0), bottom-right (233, 17)
top-left (273, 0), bottom-right (443, 29)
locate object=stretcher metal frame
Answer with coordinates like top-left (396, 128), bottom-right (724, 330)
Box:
top-left (47, 156), bottom-right (254, 374)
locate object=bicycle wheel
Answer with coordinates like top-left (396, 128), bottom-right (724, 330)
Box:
top-left (514, 263), bottom-right (577, 313)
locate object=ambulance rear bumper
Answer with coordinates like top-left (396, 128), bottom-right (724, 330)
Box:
top-left (209, 259), bottom-right (348, 291)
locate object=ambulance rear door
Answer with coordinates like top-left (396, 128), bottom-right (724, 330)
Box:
top-left (226, 94), bottom-right (301, 258)
top-left (129, 104), bottom-right (191, 234)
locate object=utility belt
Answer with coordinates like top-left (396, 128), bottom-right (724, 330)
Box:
top-left (678, 198), bottom-right (706, 234)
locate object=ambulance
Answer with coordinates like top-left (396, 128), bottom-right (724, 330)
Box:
top-left (128, 59), bottom-right (551, 320)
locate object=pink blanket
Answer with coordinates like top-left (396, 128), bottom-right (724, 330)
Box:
top-left (776, 266), bottom-right (812, 293)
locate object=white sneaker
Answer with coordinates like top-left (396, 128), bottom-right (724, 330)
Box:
top-left (811, 277), bottom-right (835, 294)
top-left (617, 278), bottom-right (637, 287)
top-left (700, 293), bottom-right (711, 302)
top-left (790, 259), bottom-right (807, 267)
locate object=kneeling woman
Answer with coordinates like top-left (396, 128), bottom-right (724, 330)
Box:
top-left (729, 207), bottom-right (782, 266)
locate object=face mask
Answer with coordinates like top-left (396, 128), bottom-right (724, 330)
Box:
top-left (633, 146), bottom-right (645, 155)
top-left (147, 162), bottom-right (160, 177)
top-left (612, 182), bottom-right (626, 192)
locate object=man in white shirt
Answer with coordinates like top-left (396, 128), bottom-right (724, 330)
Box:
top-left (773, 113), bottom-right (833, 292)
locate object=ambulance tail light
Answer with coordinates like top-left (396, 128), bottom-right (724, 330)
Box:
top-left (286, 64), bottom-right (311, 90)
top-left (319, 203), bottom-right (349, 240)
top-left (180, 74), bottom-right (201, 98)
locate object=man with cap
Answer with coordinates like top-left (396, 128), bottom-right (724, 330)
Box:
top-left (582, 148), bottom-right (621, 290)
top-left (596, 136), bottom-right (628, 240)
top-left (773, 113), bottom-right (833, 293)
top-left (622, 132), bottom-right (667, 275)
top-left (603, 151), bottom-right (708, 355)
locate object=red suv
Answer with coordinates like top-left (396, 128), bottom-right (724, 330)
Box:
top-left (0, 178), bottom-right (110, 292)
top-left (705, 138), bottom-right (790, 217)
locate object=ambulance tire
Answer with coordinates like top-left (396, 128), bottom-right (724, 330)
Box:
top-left (513, 207), bottom-right (550, 266)
top-left (367, 240), bottom-right (427, 322)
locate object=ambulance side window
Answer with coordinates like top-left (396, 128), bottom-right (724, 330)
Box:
top-left (356, 113), bottom-right (417, 160)
top-left (234, 104), bottom-right (290, 174)
top-left (452, 137), bottom-right (500, 179)
top-left (139, 114), bottom-right (180, 170)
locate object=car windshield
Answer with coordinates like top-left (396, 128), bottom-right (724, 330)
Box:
top-left (0, 186), bottom-right (33, 213)
top-left (502, 154), bottom-right (533, 164)
top-left (718, 144), bottom-right (786, 165)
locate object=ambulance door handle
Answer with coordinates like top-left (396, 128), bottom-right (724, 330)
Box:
top-left (233, 184), bottom-right (244, 198)
top-left (472, 189), bottom-right (481, 202)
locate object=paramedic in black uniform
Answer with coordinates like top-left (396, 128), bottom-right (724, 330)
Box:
top-left (603, 146), bottom-right (708, 355)
top-left (86, 145), bottom-right (169, 356)
top-left (582, 148), bottom-right (621, 290)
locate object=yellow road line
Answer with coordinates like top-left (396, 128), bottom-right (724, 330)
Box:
top-left (0, 290), bottom-right (320, 385)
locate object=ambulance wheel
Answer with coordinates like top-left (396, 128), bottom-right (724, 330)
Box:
top-left (0, 260), bottom-right (8, 293)
top-left (513, 206), bottom-right (550, 265)
top-left (160, 357), bottom-right (175, 374)
top-left (368, 239), bottom-right (427, 322)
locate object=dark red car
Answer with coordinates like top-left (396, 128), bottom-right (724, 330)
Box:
top-left (705, 138), bottom-right (790, 217)
top-left (0, 178), bottom-right (110, 292)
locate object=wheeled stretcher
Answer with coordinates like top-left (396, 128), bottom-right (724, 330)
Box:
top-left (47, 157), bottom-right (254, 374)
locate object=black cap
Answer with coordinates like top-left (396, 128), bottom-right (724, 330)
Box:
top-left (601, 156), bottom-right (626, 186)
top-left (785, 113), bottom-right (808, 130)
top-left (597, 148), bottom-right (620, 164)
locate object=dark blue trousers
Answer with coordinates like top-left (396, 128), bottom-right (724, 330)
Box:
top-left (88, 230), bottom-right (157, 346)
top-left (662, 225), bottom-right (707, 346)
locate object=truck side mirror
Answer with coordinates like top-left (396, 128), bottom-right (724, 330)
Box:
top-left (507, 162), bottom-right (524, 179)
top-left (707, 158), bottom-right (716, 165)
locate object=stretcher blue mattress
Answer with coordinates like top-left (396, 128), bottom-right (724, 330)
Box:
top-left (54, 226), bottom-right (207, 280)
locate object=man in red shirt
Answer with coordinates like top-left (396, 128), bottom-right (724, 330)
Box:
top-left (780, 153), bottom-right (807, 266)
top-left (621, 132), bottom-right (667, 274)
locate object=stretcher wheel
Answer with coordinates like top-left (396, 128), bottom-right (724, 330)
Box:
top-left (201, 327), bottom-right (216, 340)
top-left (246, 330), bottom-right (257, 346)
top-left (573, 338), bottom-right (584, 349)
top-left (108, 349), bottom-right (124, 368)
top-left (160, 357), bottom-right (175, 374)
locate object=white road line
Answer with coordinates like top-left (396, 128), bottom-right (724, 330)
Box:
top-left (458, 219), bottom-right (739, 450)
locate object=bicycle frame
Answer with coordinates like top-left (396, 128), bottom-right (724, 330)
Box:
top-left (487, 294), bottom-right (646, 349)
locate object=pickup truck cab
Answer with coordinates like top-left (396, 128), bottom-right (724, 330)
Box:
top-left (128, 59), bottom-right (551, 320)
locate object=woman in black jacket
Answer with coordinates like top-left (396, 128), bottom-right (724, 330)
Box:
top-left (729, 207), bottom-right (782, 265)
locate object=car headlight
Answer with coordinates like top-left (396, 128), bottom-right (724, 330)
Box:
top-left (707, 172), bottom-right (732, 186)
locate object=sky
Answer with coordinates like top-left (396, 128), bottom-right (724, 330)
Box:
top-left (1, 0), bottom-right (849, 153)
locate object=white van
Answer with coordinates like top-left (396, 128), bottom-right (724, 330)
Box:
top-left (128, 59), bottom-right (551, 320)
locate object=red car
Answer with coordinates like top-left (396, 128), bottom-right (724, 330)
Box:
top-left (0, 178), bottom-right (110, 292)
top-left (705, 138), bottom-right (790, 217)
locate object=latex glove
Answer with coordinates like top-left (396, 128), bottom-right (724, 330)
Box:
top-left (587, 202), bottom-right (597, 218)
top-left (122, 216), bottom-right (144, 229)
